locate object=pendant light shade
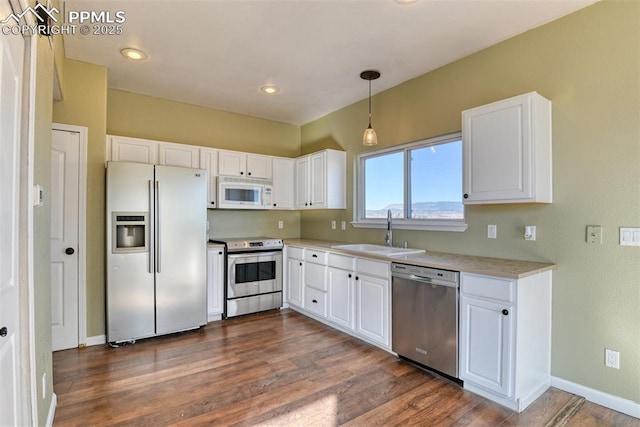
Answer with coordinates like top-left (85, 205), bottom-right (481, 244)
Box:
top-left (360, 70), bottom-right (381, 146)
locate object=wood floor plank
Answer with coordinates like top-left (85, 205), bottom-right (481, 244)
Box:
top-left (53, 309), bottom-right (640, 426)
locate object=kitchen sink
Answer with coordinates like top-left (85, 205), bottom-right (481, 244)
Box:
top-left (331, 243), bottom-right (425, 257)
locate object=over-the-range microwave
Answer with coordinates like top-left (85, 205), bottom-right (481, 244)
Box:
top-left (217, 176), bottom-right (273, 210)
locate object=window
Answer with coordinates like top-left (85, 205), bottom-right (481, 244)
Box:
top-left (355, 133), bottom-right (466, 232)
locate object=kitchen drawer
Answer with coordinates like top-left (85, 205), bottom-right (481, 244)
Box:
top-left (328, 253), bottom-right (355, 271)
top-left (304, 262), bottom-right (327, 291)
top-left (304, 287), bottom-right (327, 317)
top-left (461, 273), bottom-right (515, 303)
top-left (356, 258), bottom-right (389, 279)
top-left (305, 249), bottom-right (328, 264)
top-left (286, 246), bottom-right (304, 260)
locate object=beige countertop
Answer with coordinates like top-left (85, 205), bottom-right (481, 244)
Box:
top-left (284, 238), bottom-right (556, 279)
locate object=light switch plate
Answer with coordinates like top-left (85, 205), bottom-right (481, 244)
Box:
top-left (620, 227), bottom-right (640, 246)
top-left (278, 220), bottom-right (284, 229)
top-left (487, 224), bottom-right (497, 239)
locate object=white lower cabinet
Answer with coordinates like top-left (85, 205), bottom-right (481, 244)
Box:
top-left (284, 245), bottom-right (390, 351)
top-left (327, 266), bottom-right (355, 331)
top-left (206, 246), bottom-right (225, 321)
top-left (459, 271), bottom-right (552, 412)
top-left (356, 273), bottom-right (390, 348)
top-left (285, 247), bottom-right (304, 308)
top-left (460, 295), bottom-right (513, 396)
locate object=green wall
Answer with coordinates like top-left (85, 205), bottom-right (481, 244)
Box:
top-left (52, 59), bottom-right (108, 338)
top-left (301, 1), bottom-right (640, 403)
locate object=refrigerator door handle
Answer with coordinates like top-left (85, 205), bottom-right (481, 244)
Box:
top-left (156, 180), bottom-right (161, 273)
top-left (148, 180), bottom-right (154, 274)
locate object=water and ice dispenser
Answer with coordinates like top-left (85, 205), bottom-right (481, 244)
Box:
top-left (112, 212), bottom-right (148, 253)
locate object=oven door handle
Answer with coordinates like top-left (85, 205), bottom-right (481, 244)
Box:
top-left (227, 251), bottom-right (282, 259)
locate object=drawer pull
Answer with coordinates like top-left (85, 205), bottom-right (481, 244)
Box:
top-left (312, 299), bottom-right (318, 304)
top-left (312, 254), bottom-right (318, 258)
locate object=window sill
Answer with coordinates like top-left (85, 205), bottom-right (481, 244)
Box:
top-left (351, 219), bottom-right (468, 232)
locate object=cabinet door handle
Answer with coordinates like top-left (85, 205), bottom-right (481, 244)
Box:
top-left (502, 309), bottom-right (509, 316)
top-left (248, 172), bottom-right (252, 176)
top-left (211, 201), bottom-right (215, 205)
top-left (348, 273), bottom-right (352, 278)
top-left (273, 203), bottom-right (277, 207)
top-left (299, 262), bottom-right (302, 266)
top-left (355, 276), bottom-right (359, 280)
top-left (218, 251), bottom-right (223, 255)
top-left (463, 193), bottom-right (469, 199)
top-left (240, 171), bottom-right (244, 175)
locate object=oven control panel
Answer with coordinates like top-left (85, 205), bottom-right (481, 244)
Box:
top-left (224, 239), bottom-right (283, 252)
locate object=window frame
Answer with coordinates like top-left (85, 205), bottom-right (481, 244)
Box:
top-left (353, 132), bottom-right (467, 232)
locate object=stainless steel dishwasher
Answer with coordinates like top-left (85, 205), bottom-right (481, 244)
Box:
top-left (391, 263), bottom-right (460, 380)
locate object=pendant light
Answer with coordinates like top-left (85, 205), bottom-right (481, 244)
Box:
top-left (360, 70), bottom-right (381, 146)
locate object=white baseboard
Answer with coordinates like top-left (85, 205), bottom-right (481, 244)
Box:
top-left (551, 376), bottom-right (640, 419)
top-left (84, 335), bottom-right (106, 346)
top-left (45, 393), bottom-right (57, 427)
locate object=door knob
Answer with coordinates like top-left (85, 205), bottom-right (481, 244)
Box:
top-left (65, 247), bottom-right (75, 255)
top-left (0, 327), bottom-right (7, 337)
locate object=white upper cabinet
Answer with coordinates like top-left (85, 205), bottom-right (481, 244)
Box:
top-left (200, 148), bottom-right (219, 208)
top-left (159, 143), bottom-right (200, 168)
top-left (107, 135), bottom-right (199, 168)
top-left (271, 157), bottom-right (294, 209)
top-left (462, 92), bottom-right (552, 204)
top-left (108, 135), bottom-right (159, 164)
top-left (218, 150), bottom-right (273, 179)
top-left (294, 149), bottom-right (346, 209)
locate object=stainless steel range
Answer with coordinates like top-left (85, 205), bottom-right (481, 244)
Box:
top-left (210, 237), bottom-right (283, 318)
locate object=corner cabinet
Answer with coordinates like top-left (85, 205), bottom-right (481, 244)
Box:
top-left (206, 245), bottom-right (225, 321)
top-left (462, 92), bottom-right (552, 204)
top-left (294, 149), bottom-right (346, 209)
top-left (459, 271), bottom-right (552, 412)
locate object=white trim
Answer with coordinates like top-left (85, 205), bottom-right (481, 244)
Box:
top-left (25, 24), bottom-right (38, 425)
top-left (52, 123), bottom-right (88, 347)
top-left (45, 393), bottom-right (56, 427)
top-left (85, 335), bottom-right (107, 346)
top-left (551, 376), bottom-right (640, 419)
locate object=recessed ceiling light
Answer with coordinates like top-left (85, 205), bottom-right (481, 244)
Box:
top-left (121, 48), bottom-right (147, 61)
top-left (260, 85), bottom-right (279, 95)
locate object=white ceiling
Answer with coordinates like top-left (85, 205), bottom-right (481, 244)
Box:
top-left (62, 0), bottom-right (598, 125)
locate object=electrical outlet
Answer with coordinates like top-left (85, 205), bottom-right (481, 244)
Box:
top-left (487, 224), bottom-right (497, 239)
top-left (331, 220), bottom-right (336, 230)
top-left (278, 220), bottom-right (283, 229)
top-left (341, 221), bottom-right (346, 231)
top-left (605, 348), bottom-right (620, 369)
top-left (524, 225), bottom-right (536, 241)
top-left (587, 225), bottom-right (602, 244)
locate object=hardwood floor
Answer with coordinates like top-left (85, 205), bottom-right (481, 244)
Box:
top-left (53, 309), bottom-right (639, 426)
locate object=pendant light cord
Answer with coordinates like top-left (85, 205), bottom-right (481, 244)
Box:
top-left (368, 80), bottom-right (372, 127)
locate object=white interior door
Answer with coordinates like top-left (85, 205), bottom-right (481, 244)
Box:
top-left (0, 5), bottom-right (25, 424)
top-left (50, 130), bottom-right (80, 351)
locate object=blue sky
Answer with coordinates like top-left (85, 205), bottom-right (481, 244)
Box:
top-left (364, 140), bottom-right (462, 211)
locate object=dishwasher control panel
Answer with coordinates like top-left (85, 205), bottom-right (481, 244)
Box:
top-left (391, 263), bottom-right (459, 283)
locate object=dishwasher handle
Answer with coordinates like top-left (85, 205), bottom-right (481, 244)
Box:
top-left (393, 272), bottom-right (459, 288)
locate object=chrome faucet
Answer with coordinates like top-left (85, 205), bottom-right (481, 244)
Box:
top-left (385, 209), bottom-right (393, 247)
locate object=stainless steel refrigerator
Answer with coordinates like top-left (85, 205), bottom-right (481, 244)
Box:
top-left (106, 161), bottom-right (207, 344)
